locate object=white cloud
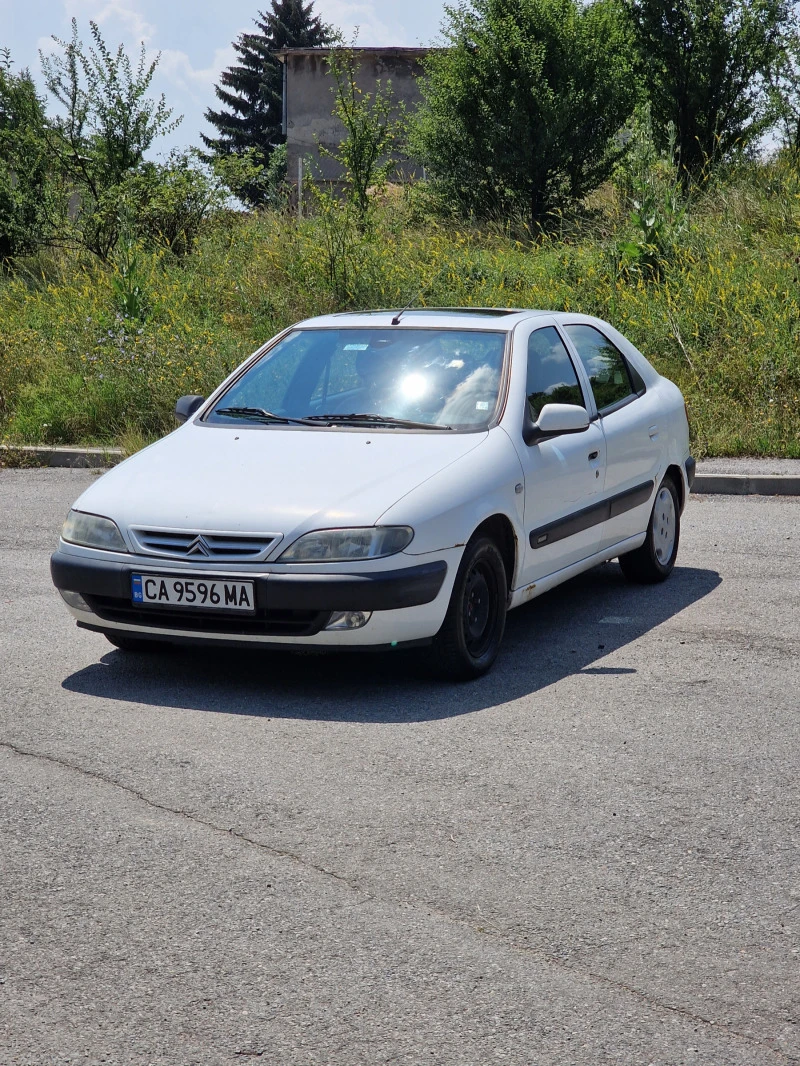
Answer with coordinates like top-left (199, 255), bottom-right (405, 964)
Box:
top-left (52, 0), bottom-right (239, 104)
top-left (156, 43), bottom-right (237, 102)
top-left (62, 0), bottom-right (156, 43)
top-left (36, 33), bottom-right (61, 58)
top-left (318, 0), bottom-right (410, 46)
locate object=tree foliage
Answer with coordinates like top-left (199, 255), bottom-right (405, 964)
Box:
top-left (0, 55), bottom-right (53, 263)
top-left (41, 19), bottom-right (179, 192)
top-left (40, 18), bottom-right (180, 258)
top-left (118, 152), bottom-right (227, 258)
top-left (625, 0), bottom-right (792, 180)
top-left (322, 47), bottom-right (406, 226)
top-left (775, 24), bottom-right (800, 159)
top-left (202, 0), bottom-right (331, 205)
top-left (410, 0), bottom-right (638, 227)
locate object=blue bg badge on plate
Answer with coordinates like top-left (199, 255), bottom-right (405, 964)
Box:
top-left (131, 574), bottom-right (144, 602)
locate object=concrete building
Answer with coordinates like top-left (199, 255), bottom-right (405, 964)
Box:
top-left (276, 47), bottom-right (431, 184)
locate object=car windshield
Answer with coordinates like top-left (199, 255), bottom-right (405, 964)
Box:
top-left (205, 328), bottom-right (508, 431)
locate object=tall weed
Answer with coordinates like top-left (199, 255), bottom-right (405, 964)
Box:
top-left (1, 163), bottom-right (799, 456)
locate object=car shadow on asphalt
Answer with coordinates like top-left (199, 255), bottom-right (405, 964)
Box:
top-left (60, 563), bottom-right (721, 722)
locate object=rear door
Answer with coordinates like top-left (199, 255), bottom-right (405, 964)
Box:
top-left (513, 325), bottom-right (607, 585)
top-left (561, 323), bottom-right (662, 550)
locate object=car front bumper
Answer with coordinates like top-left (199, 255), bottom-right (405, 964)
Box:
top-left (51, 548), bottom-right (452, 649)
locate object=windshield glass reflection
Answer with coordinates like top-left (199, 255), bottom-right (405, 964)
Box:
top-left (206, 328), bottom-right (507, 430)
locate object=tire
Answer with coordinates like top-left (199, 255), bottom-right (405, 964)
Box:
top-left (428, 536), bottom-right (507, 681)
top-left (619, 475), bottom-right (680, 584)
top-left (104, 632), bottom-right (171, 652)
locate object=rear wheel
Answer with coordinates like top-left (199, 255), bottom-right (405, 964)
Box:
top-left (428, 536), bottom-right (507, 681)
top-left (619, 475), bottom-right (680, 584)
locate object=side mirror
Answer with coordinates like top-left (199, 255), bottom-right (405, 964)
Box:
top-left (523, 402), bottom-right (590, 446)
top-left (174, 395), bottom-right (205, 424)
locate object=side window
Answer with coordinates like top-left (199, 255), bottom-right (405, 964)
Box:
top-left (526, 327), bottom-right (585, 420)
top-left (563, 324), bottom-right (639, 413)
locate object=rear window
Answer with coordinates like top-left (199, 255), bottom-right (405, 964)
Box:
top-left (563, 324), bottom-right (642, 413)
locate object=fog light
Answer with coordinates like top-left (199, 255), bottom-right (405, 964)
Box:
top-left (324, 610), bottom-right (372, 631)
top-left (59, 589), bottom-right (92, 612)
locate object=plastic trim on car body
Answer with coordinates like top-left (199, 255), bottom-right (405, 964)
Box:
top-left (75, 620), bottom-right (435, 652)
top-left (50, 551), bottom-right (448, 613)
top-left (529, 479), bottom-right (655, 549)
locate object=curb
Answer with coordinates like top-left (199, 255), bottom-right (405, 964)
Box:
top-left (0, 444), bottom-right (123, 468)
top-left (693, 473), bottom-right (800, 496)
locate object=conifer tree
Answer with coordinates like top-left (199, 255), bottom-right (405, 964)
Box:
top-left (202, 0), bottom-right (330, 204)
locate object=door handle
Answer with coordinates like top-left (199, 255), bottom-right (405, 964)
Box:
top-left (649, 424), bottom-right (659, 439)
top-left (588, 450), bottom-right (599, 461)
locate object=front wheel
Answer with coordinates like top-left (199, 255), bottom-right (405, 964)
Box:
top-left (428, 536), bottom-right (507, 681)
top-left (619, 475), bottom-right (680, 584)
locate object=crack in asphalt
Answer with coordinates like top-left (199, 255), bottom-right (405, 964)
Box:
top-left (0, 739), bottom-right (355, 888)
top-left (2, 738), bottom-right (797, 1064)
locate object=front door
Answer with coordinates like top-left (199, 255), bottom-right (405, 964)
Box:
top-left (513, 325), bottom-right (606, 586)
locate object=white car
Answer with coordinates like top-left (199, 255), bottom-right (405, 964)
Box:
top-left (51, 308), bottom-right (695, 679)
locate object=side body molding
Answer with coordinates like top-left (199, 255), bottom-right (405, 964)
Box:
top-left (529, 480), bottom-right (654, 549)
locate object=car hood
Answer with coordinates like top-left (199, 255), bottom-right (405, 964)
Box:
top-left (73, 423), bottom-right (487, 544)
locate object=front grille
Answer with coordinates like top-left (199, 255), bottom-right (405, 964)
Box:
top-left (85, 595), bottom-right (329, 637)
top-left (129, 528), bottom-right (280, 562)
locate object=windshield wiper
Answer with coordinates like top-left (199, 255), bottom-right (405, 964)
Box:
top-left (216, 407), bottom-right (453, 430)
top-left (304, 412), bottom-right (453, 431)
top-left (214, 406), bottom-right (317, 426)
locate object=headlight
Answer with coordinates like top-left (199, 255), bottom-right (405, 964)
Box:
top-left (62, 510), bottom-right (128, 552)
top-left (279, 526), bottom-right (413, 563)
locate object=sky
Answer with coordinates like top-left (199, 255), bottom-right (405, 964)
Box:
top-left (2, 0), bottom-right (447, 155)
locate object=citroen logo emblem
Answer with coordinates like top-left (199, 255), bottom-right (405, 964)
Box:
top-left (186, 535), bottom-right (211, 557)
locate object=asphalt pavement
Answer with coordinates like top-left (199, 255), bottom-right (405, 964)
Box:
top-left (1, 469), bottom-right (798, 1066)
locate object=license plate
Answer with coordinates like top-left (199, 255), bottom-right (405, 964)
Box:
top-left (131, 573), bottom-right (256, 613)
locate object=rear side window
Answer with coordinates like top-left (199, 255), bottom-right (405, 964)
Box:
top-left (563, 324), bottom-right (641, 413)
top-left (627, 359), bottom-right (647, 394)
top-left (526, 327), bottom-right (585, 420)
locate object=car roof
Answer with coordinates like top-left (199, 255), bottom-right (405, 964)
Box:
top-left (293, 308), bottom-right (557, 331)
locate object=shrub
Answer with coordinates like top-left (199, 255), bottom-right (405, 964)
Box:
top-left (410, 0), bottom-right (638, 228)
top-left (1, 161), bottom-right (799, 457)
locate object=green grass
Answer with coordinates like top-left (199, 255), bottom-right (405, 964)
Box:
top-left (1, 161), bottom-right (799, 456)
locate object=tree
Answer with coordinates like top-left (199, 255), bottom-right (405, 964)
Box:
top-left (40, 18), bottom-right (180, 258)
top-left (322, 46), bottom-right (406, 227)
top-left (625, 0), bottom-right (792, 181)
top-left (0, 54), bottom-right (53, 263)
top-left (775, 25), bottom-right (800, 159)
top-left (410, 0), bottom-right (638, 228)
top-left (202, 0), bottom-right (331, 205)
top-left (122, 152), bottom-right (227, 257)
